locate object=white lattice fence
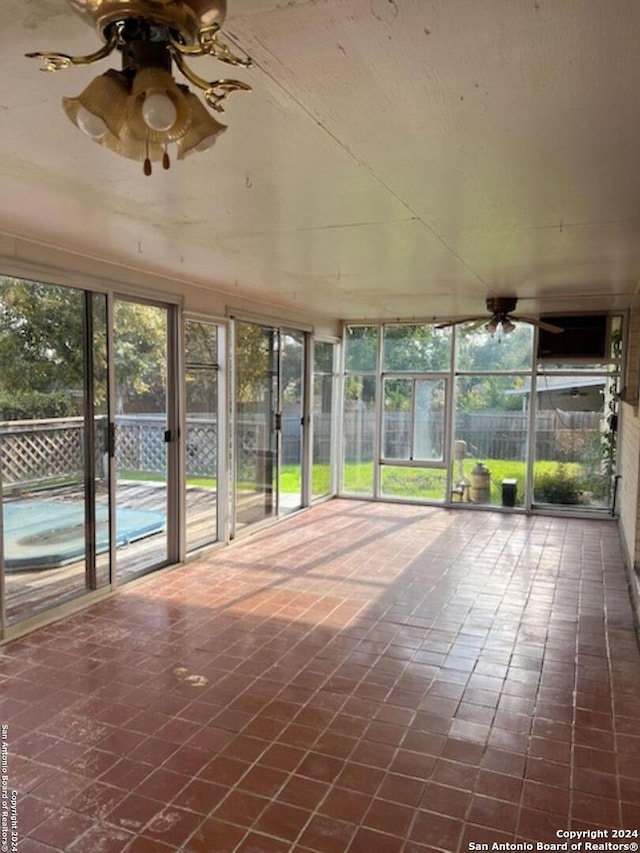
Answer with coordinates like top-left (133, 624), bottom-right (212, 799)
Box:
top-left (236, 422), bottom-right (266, 483)
top-left (186, 423), bottom-right (217, 476)
top-left (1, 416), bottom-right (221, 488)
top-left (115, 418), bottom-right (166, 473)
top-left (116, 416), bottom-right (218, 476)
top-left (0, 419), bottom-right (84, 487)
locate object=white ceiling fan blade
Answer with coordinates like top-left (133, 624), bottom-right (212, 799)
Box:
top-left (513, 315), bottom-right (564, 334)
top-left (466, 318), bottom-right (489, 332)
top-left (435, 316), bottom-right (483, 329)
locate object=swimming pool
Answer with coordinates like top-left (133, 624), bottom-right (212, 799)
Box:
top-left (3, 500), bottom-right (165, 571)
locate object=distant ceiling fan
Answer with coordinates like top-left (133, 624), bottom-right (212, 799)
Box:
top-left (436, 297), bottom-right (564, 336)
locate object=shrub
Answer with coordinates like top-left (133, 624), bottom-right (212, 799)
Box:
top-left (534, 463), bottom-right (586, 505)
top-left (0, 390), bottom-right (80, 420)
top-left (554, 430), bottom-right (588, 461)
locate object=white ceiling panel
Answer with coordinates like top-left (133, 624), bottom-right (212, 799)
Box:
top-left (1, 0), bottom-right (640, 321)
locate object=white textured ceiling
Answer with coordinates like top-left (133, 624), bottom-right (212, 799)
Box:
top-left (2, 0), bottom-right (640, 321)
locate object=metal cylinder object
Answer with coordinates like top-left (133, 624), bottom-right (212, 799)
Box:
top-left (453, 440), bottom-right (467, 460)
top-left (470, 462), bottom-right (490, 503)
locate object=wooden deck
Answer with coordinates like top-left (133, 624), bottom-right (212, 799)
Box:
top-left (4, 480), bottom-right (303, 626)
top-left (4, 482), bottom-right (217, 625)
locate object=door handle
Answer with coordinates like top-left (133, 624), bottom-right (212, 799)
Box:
top-left (107, 423), bottom-right (116, 458)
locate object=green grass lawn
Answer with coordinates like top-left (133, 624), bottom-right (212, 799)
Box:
top-left (343, 458), bottom-right (598, 505)
top-left (122, 458), bottom-right (606, 507)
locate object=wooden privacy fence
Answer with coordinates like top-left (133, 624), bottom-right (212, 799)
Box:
top-left (343, 409), bottom-right (603, 462)
top-left (455, 410), bottom-right (603, 462)
top-left (0, 409), bottom-right (604, 490)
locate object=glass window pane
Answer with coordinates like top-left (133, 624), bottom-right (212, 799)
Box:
top-left (383, 378), bottom-right (412, 459)
top-left (114, 299), bottom-right (169, 581)
top-left (453, 375), bottom-right (528, 506)
top-left (382, 378), bottom-right (445, 462)
top-left (533, 374), bottom-right (618, 509)
top-left (383, 324), bottom-right (451, 372)
top-left (92, 292), bottom-right (111, 590)
top-left (186, 320), bottom-right (218, 366)
top-left (381, 467), bottom-right (447, 502)
top-left (235, 322), bottom-right (277, 529)
top-left (312, 342), bottom-right (335, 499)
top-left (185, 318), bottom-right (219, 553)
top-left (314, 340), bottom-right (334, 374)
top-left (456, 322), bottom-right (533, 372)
top-left (345, 326), bottom-right (378, 373)
top-left (414, 379), bottom-right (445, 461)
top-left (0, 278), bottom-right (91, 623)
top-left (342, 374), bottom-right (376, 495)
top-left (280, 330), bottom-right (304, 514)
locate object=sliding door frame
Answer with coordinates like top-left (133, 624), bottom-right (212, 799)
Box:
top-left (229, 313), bottom-right (313, 539)
top-left (181, 313), bottom-right (229, 557)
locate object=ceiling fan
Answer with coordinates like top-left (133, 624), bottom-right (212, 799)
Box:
top-left (436, 297), bottom-right (564, 336)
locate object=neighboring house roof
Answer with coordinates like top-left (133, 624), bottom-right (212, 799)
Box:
top-left (509, 376), bottom-right (606, 396)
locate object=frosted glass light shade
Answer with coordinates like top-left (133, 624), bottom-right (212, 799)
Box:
top-left (177, 90), bottom-right (226, 159)
top-left (62, 64), bottom-right (228, 167)
top-left (62, 69), bottom-right (129, 138)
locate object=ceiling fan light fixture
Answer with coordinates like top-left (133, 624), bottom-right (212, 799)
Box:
top-left (435, 298), bottom-right (565, 336)
top-left (28, 0), bottom-right (252, 174)
top-left (126, 67), bottom-right (191, 143)
top-left (176, 90), bottom-right (226, 158)
top-left (62, 69), bottom-right (129, 139)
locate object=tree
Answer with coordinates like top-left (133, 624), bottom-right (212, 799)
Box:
top-left (234, 322), bottom-right (274, 406)
top-left (455, 324), bottom-right (533, 413)
top-left (0, 277), bottom-right (86, 400)
top-left (0, 277), bottom-right (168, 417)
top-left (113, 300), bottom-right (166, 413)
top-left (383, 324), bottom-right (452, 372)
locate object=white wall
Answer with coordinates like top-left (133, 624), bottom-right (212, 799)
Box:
top-left (618, 310), bottom-right (640, 571)
top-left (0, 232), bottom-right (340, 338)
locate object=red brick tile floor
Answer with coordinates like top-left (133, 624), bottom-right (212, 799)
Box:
top-left (2, 500), bottom-right (640, 852)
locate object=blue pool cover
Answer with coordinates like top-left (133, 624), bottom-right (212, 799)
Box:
top-left (3, 500), bottom-right (165, 571)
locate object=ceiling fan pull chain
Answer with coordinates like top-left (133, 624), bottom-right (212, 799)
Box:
top-left (144, 140), bottom-right (152, 176)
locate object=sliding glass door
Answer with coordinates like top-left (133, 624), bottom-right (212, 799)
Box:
top-left (234, 322), bottom-right (279, 531)
top-left (113, 297), bottom-right (173, 582)
top-left (312, 341), bottom-right (337, 499)
top-left (233, 321), bottom-right (308, 535)
top-left (184, 318), bottom-right (221, 552)
top-left (0, 279), bottom-right (111, 626)
top-left (280, 330), bottom-right (305, 514)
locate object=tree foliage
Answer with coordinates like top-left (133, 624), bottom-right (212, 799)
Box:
top-left (344, 322), bottom-right (530, 412)
top-left (0, 277), bottom-right (168, 417)
top-left (235, 322), bottom-right (273, 406)
top-left (113, 300), bottom-right (166, 413)
top-left (0, 390), bottom-right (77, 420)
top-left (0, 278), bottom-right (86, 403)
